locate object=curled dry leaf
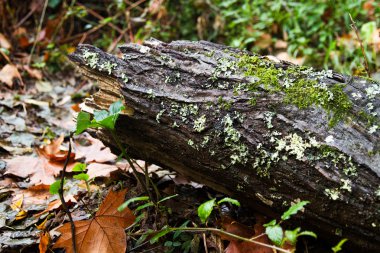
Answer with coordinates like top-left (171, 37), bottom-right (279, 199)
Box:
top-left (0, 64), bottom-right (24, 88)
top-left (53, 189), bottom-right (135, 253)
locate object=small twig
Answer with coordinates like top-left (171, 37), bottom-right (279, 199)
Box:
top-left (349, 13), bottom-right (371, 78)
top-left (58, 132), bottom-right (77, 253)
top-left (27, 0), bottom-right (48, 66)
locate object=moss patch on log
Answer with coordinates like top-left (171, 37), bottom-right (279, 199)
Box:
top-left (238, 55), bottom-right (353, 127)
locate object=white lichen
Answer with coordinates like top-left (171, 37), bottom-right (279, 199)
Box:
top-left (368, 125), bottom-right (378, 134)
top-left (99, 61), bottom-right (117, 74)
top-left (193, 115), bottom-right (207, 132)
top-left (82, 49), bottom-right (99, 69)
top-left (275, 133), bottom-right (319, 161)
top-left (340, 179), bottom-right (352, 192)
top-left (325, 188), bottom-right (340, 200)
top-left (222, 114), bottom-right (249, 165)
top-left (156, 109), bottom-right (165, 123)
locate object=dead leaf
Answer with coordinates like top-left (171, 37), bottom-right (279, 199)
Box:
top-left (5, 136), bottom-right (77, 186)
top-left (0, 33), bottom-right (11, 50)
top-left (86, 163), bottom-right (119, 179)
top-left (275, 52), bottom-right (304, 65)
top-left (255, 33), bottom-right (272, 49)
top-left (53, 189), bottom-right (135, 253)
top-left (35, 195), bottom-right (77, 217)
top-left (74, 133), bottom-right (117, 163)
top-left (23, 65), bottom-right (43, 80)
top-left (39, 231), bottom-right (50, 253)
top-left (38, 134), bottom-right (75, 162)
top-left (222, 216), bottom-right (273, 253)
top-left (0, 64), bottom-right (24, 88)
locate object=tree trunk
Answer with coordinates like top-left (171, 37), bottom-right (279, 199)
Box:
top-left (68, 39), bottom-right (380, 251)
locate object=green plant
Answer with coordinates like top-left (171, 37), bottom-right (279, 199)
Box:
top-left (72, 163), bottom-right (91, 193)
top-left (118, 194), bottom-right (178, 213)
top-left (264, 201), bottom-right (317, 247)
top-left (332, 238), bottom-right (348, 253)
top-left (76, 100), bottom-right (160, 203)
top-left (197, 197), bottom-right (240, 224)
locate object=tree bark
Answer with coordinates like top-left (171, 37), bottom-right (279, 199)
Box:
top-left (68, 39), bottom-right (380, 251)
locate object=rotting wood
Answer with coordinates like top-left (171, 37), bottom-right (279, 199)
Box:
top-left (69, 39), bottom-right (380, 251)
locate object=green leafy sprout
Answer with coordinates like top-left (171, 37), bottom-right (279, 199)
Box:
top-left (76, 100), bottom-right (125, 134)
top-left (264, 201), bottom-right (317, 247)
top-left (197, 197), bottom-right (240, 224)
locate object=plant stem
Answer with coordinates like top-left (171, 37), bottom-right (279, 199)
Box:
top-left (58, 133), bottom-right (77, 253)
top-left (167, 227), bottom-right (291, 253)
top-left (109, 129), bottom-right (153, 200)
top-left (349, 13), bottom-right (371, 78)
top-left (28, 0), bottom-right (48, 66)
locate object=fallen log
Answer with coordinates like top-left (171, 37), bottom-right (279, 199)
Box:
top-left (68, 39), bottom-right (380, 251)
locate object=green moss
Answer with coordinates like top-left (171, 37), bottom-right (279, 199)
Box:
top-left (239, 55), bottom-right (354, 127)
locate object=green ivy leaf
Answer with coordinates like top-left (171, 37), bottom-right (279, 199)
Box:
top-left (197, 198), bottom-right (216, 224)
top-left (217, 197), bottom-right (240, 207)
top-left (263, 219), bottom-right (277, 227)
top-left (281, 200), bottom-right (309, 221)
top-left (49, 179), bottom-right (64, 194)
top-left (332, 238), bottom-right (348, 253)
top-left (93, 110), bottom-right (109, 122)
top-left (109, 100), bottom-right (125, 114)
top-left (72, 163), bottom-right (86, 172)
top-left (265, 224), bottom-right (283, 246)
top-left (73, 173), bottom-right (89, 181)
top-left (284, 227), bottom-right (301, 245)
top-left (76, 111), bottom-right (92, 135)
top-left (118, 196), bottom-right (150, 212)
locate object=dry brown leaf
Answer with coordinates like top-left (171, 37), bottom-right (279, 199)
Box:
top-left (74, 134), bottom-right (117, 163)
top-left (255, 33), bottom-right (272, 49)
top-left (5, 155), bottom-right (75, 186)
top-left (0, 33), bottom-right (11, 50)
top-left (275, 52), bottom-right (305, 65)
top-left (35, 195), bottom-right (77, 217)
top-left (86, 163), bottom-right (119, 179)
top-left (0, 64), bottom-right (24, 88)
top-left (39, 231), bottom-right (50, 253)
top-left (23, 65), bottom-right (43, 80)
top-left (222, 216), bottom-right (273, 253)
top-left (53, 189), bottom-right (135, 253)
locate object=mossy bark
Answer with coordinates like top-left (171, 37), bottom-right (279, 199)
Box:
top-left (69, 39), bottom-right (380, 251)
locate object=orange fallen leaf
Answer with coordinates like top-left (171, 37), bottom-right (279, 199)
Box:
top-left (74, 134), bottom-right (117, 163)
top-left (5, 135), bottom-right (76, 186)
top-left (53, 189), bottom-right (135, 253)
top-left (39, 231), bottom-right (50, 253)
top-left (0, 64), bottom-right (24, 88)
top-left (86, 163), bottom-right (119, 179)
top-left (221, 216), bottom-right (273, 253)
top-left (34, 195), bottom-right (77, 217)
